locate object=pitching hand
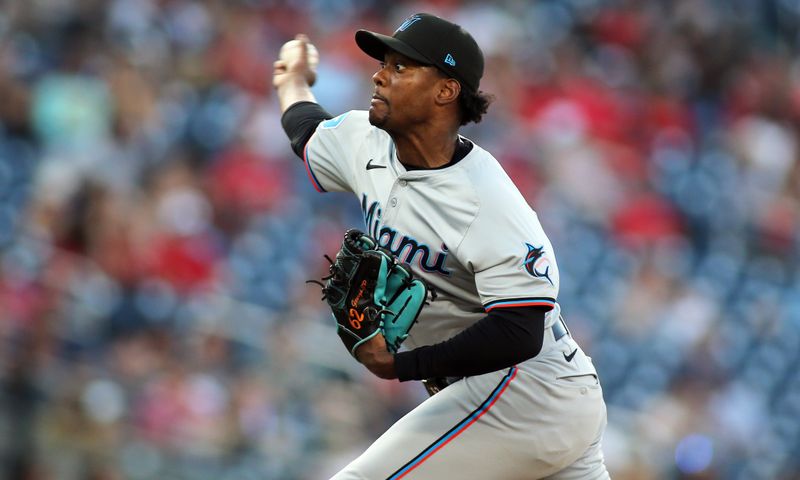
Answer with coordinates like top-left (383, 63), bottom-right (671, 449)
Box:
top-left (273, 34), bottom-right (319, 89)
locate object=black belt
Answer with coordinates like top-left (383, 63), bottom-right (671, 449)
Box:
top-left (422, 316), bottom-right (571, 396)
top-left (422, 376), bottom-right (463, 396)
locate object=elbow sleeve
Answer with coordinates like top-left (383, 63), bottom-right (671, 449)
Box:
top-left (280, 101), bottom-right (334, 158)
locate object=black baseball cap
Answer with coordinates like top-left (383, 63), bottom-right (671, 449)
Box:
top-left (355, 13), bottom-right (484, 93)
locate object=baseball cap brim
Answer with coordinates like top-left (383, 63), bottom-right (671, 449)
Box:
top-left (355, 30), bottom-right (432, 65)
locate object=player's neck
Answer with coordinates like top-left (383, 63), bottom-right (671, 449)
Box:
top-left (391, 130), bottom-right (460, 169)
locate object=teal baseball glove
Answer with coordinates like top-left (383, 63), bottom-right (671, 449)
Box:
top-left (311, 229), bottom-right (433, 357)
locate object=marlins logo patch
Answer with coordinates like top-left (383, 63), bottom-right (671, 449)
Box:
top-left (396, 14), bottom-right (422, 32)
top-left (523, 243), bottom-right (553, 285)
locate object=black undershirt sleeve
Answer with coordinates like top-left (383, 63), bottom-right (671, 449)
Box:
top-left (393, 306), bottom-right (547, 381)
top-left (280, 101), bottom-right (334, 158)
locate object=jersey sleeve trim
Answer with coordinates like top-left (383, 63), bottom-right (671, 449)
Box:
top-left (484, 297), bottom-right (556, 312)
top-left (302, 133), bottom-right (326, 193)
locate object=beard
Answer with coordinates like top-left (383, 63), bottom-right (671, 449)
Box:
top-left (368, 101), bottom-right (389, 129)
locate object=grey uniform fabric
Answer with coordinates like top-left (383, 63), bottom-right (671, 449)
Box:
top-left (305, 110), bottom-right (609, 479)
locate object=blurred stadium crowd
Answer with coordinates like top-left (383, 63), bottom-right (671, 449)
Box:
top-left (0, 0), bottom-right (799, 479)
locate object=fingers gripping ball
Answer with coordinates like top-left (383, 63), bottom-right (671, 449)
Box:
top-left (310, 229), bottom-right (433, 357)
top-left (278, 37), bottom-right (319, 86)
top-left (279, 39), bottom-right (320, 68)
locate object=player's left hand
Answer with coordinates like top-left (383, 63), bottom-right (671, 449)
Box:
top-left (355, 333), bottom-right (396, 379)
top-left (308, 229), bottom-right (430, 375)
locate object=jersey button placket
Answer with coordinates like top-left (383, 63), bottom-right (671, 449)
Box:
top-left (389, 177), bottom-right (408, 210)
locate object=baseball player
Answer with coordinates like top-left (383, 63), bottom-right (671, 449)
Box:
top-left (274, 13), bottom-right (610, 479)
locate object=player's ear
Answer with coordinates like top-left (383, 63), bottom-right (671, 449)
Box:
top-left (434, 78), bottom-right (461, 106)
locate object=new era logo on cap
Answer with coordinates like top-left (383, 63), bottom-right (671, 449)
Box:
top-left (444, 53), bottom-right (456, 66)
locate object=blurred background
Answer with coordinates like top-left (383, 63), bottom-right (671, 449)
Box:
top-left (0, 0), bottom-right (798, 479)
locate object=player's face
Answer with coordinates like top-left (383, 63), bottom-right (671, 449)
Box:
top-left (369, 51), bottom-right (441, 131)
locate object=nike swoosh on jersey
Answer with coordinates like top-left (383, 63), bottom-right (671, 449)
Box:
top-left (563, 348), bottom-right (578, 362)
top-left (366, 159), bottom-right (387, 170)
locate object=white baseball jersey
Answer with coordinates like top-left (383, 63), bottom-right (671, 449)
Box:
top-left (304, 110), bottom-right (562, 349)
top-left (304, 110), bottom-right (609, 480)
